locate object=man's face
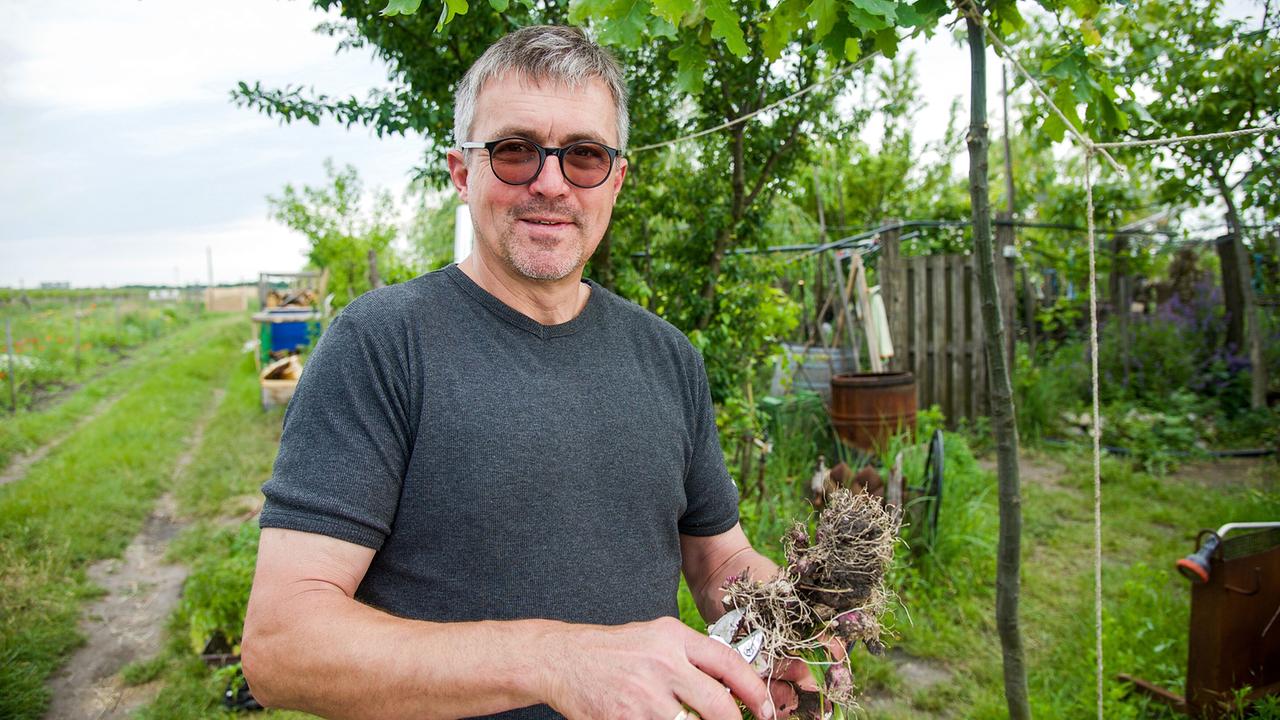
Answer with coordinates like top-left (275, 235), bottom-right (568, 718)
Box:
top-left (447, 72), bottom-right (627, 283)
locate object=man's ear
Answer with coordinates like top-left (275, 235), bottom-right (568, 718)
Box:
top-left (610, 156), bottom-right (628, 203)
top-left (447, 149), bottom-right (470, 203)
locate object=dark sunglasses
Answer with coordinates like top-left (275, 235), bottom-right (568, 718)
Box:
top-left (461, 137), bottom-right (619, 189)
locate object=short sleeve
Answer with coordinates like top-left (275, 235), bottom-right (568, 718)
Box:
top-left (677, 349), bottom-right (740, 536)
top-left (259, 305), bottom-right (413, 550)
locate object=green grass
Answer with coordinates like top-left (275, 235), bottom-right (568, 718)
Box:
top-left (1, 298), bottom-right (203, 412)
top-left (878, 444), bottom-right (1280, 719)
top-left (0, 310), bottom-right (234, 470)
top-left (133, 354), bottom-right (313, 718)
top-left (0, 314), bottom-right (245, 720)
top-left (127, 367), bottom-right (1280, 718)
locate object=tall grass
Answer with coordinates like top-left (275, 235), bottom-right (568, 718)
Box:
top-left (0, 316), bottom-right (243, 720)
top-left (0, 312), bottom-right (237, 469)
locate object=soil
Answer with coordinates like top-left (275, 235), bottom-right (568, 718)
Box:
top-left (858, 647), bottom-right (954, 718)
top-left (0, 393), bottom-right (124, 487)
top-left (43, 388), bottom-right (226, 720)
top-left (1166, 456), bottom-right (1278, 489)
top-left (976, 452), bottom-right (1070, 492)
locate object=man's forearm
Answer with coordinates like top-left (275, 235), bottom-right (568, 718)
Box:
top-left (692, 548), bottom-right (781, 621)
top-left (243, 588), bottom-right (558, 719)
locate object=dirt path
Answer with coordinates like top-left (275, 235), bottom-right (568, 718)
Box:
top-left (0, 393), bottom-right (124, 487)
top-left (858, 648), bottom-right (954, 718)
top-left (977, 452), bottom-right (1071, 492)
top-left (43, 388), bottom-right (227, 720)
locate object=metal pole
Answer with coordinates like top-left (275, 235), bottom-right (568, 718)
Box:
top-left (74, 300), bottom-right (82, 376)
top-left (1002, 65), bottom-right (1016, 215)
top-left (5, 315), bottom-right (16, 414)
top-left (206, 245), bottom-right (214, 312)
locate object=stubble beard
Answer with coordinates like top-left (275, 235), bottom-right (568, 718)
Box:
top-left (496, 201), bottom-right (589, 282)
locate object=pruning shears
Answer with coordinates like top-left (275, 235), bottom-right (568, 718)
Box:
top-left (707, 608), bottom-right (767, 674)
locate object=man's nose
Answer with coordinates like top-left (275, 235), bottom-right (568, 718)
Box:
top-left (528, 154), bottom-right (573, 197)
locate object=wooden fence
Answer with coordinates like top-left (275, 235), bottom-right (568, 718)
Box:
top-left (878, 223), bottom-right (1017, 426)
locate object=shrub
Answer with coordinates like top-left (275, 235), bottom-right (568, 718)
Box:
top-left (175, 524), bottom-right (259, 655)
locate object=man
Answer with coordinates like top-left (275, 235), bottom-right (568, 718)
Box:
top-left (242, 25), bottom-right (810, 720)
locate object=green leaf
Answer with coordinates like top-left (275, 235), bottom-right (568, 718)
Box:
top-left (649, 0), bottom-right (690, 26)
top-left (382, 0), bottom-right (423, 15)
top-left (1079, 18), bottom-right (1101, 46)
top-left (873, 28), bottom-right (899, 58)
top-left (761, 0), bottom-right (806, 60)
top-left (844, 37), bottom-right (863, 61)
top-left (1041, 111), bottom-right (1067, 142)
top-left (850, 0), bottom-right (897, 20)
top-left (848, 5), bottom-right (892, 32)
top-left (569, 0), bottom-right (611, 25)
top-left (705, 0), bottom-right (748, 55)
top-left (433, 0), bottom-right (467, 29)
top-left (989, 0), bottom-right (1025, 31)
top-left (806, 0), bottom-right (841, 40)
top-left (894, 2), bottom-right (930, 28)
top-left (488, 0), bottom-right (509, 11)
top-left (1064, 0), bottom-right (1101, 20)
top-left (647, 14), bottom-right (679, 39)
top-left (669, 42), bottom-right (707, 94)
top-left (1051, 83), bottom-right (1084, 132)
top-left (596, 0), bottom-right (651, 47)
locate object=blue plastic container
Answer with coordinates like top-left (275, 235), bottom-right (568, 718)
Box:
top-left (270, 321), bottom-right (312, 353)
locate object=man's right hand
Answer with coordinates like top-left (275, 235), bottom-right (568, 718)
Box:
top-left (540, 616), bottom-right (777, 720)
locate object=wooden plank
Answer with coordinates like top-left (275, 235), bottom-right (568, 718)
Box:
top-left (852, 254), bottom-right (883, 373)
top-left (880, 223), bottom-right (906, 372)
top-left (928, 254), bottom-right (947, 416)
top-left (830, 252), bottom-right (862, 372)
top-left (968, 258), bottom-right (986, 418)
top-left (949, 255), bottom-right (966, 426)
top-left (911, 257), bottom-right (928, 410)
top-left (995, 214), bottom-right (1018, 370)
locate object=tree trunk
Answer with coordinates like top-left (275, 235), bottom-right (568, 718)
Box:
top-left (1213, 173), bottom-right (1267, 409)
top-left (966, 15), bottom-right (1031, 719)
top-left (1111, 233), bottom-right (1131, 389)
top-left (594, 225), bottom-right (617, 292)
top-left (367, 249), bottom-right (384, 290)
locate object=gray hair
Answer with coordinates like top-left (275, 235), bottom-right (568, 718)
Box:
top-left (453, 25), bottom-right (630, 153)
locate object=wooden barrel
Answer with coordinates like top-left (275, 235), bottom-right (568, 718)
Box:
top-left (769, 343), bottom-right (857, 404)
top-left (829, 372), bottom-right (918, 452)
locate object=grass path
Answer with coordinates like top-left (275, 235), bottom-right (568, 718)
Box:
top-left (43, 387), bottom-right (228, 719)
top-left (0, 393), bottom-right (124, 487)
top-left (0, 312), bottom-right (247, 471)
top-left (0, 314), bottom-right (246, 720)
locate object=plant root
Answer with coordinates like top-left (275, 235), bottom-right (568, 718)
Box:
top-left (722, 489), bottom-right (900, 712)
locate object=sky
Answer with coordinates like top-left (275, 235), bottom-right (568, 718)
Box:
top-left (0, 2), bottom-right (1088, 289)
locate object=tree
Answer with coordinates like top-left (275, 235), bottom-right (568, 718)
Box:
top-left (247, 2), bottom-right (1142, 714)
top-left (1109, 0), bottom-right (1278, 407)
top-left (268, 160), bottom-right (412, 306)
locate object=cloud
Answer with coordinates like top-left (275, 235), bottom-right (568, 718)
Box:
top-left (1, 0), bottom-right (428, 288)
top-left (2, 0), bottom-right (385, 115)
top-left (3, 215), bottom-right (312, 288)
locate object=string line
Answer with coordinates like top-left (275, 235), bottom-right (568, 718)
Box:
top-left (629, 53), bottom-right (880, 154)
top-left (1084, 149), bottom-right (1104, 720)
top-left (1095, 124), bottom-right (1280, 149)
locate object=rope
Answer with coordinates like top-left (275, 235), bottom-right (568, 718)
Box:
top-left (1084, 149), bottom-right (1104, 720)
top-left (1094, 124), bottom-right (1280, 149)
top-left (628, 53), bottom-right (880, 154)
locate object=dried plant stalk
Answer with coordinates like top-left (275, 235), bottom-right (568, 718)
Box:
top-left (721, 489), bottom-right (900, 710)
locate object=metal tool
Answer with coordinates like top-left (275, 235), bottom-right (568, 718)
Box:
top-left (707, 608), bottom-right (767, 674)
top-left (1177, 522), bottom-right (1280, 584)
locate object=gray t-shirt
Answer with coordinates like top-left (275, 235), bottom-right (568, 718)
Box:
top-left (260, 264), bottom-right (738, 719)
